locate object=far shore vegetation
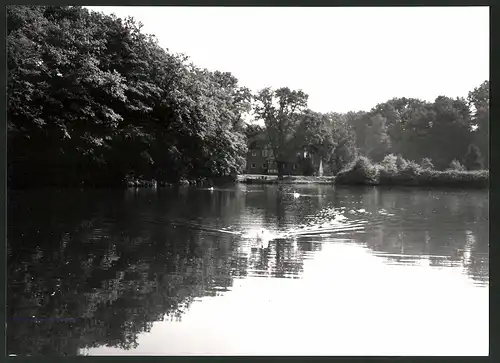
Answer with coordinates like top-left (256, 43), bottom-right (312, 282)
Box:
top-left (334, 155), bottom-right (488, 188)
top-left (8, 6), bottom-right (489, 189)
top-left (238, 153), bottom-right (488, 188)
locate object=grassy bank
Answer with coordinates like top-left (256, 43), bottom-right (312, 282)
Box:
top-left (335, 156), bottom-right (488, 188)
top-left (237, 174), bottom-right (335, 184)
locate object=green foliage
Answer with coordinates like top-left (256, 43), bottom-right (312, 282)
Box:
top-left (365, 114), bottom-right (391, 161)
top-left (429, 170), bottom-right (488, 188)
top-left (463, 144), bottom-right (484, 171)
top-left (379, 154), bottom-right (398, 173)
top-left (395, 154), bottom-right (408, 170)
top-left (376, 155), bottom-right (423, 185)
top-left (448, 159), bottom-right (466, 172)
top-left (325, 112), bottom-right (358, 175)
top-left (295, 110), bottom-right (334, 159)
top-left (7, 6), bottom-right (488, 187)
top-left (468, 81), bottom-right (489, 165)
top-left (393, 160), bottom-right (424, 185)
top-left (253, 87), bottom-right (309, 177)
top-left (351, 88), bottom-right (487, 171)
top-left (335, 155), bottom-right (488, 188)
top-left (420, 157), bottom-right (434, 170)
top-left (378, 154), bottom-right (399, 184)
top-left (8, 5), bottom-right (248, 187)
top-left (244, 123), bottom-right (265, 140)
top-left (424, 96), bottom-right (473, 169)
top-left (345, 111), bottom-right (369, 152)
top-left (335, 156), bottom-right (380, 185)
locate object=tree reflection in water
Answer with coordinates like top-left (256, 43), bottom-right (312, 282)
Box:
top-left (7, 186), bottom-right (488, 355)
top-left (7, 187), bottom-right (311, 355)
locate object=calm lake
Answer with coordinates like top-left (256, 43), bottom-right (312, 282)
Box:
top-left (7, 184), bottom-right (489, 356)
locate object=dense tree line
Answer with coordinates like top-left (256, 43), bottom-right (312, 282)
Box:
top-left (7, 6), bottom-right (488, 187)
top-left (255, 82), bottom-right (488, 178)
top-left (8, 5), bottom-right (250, 187)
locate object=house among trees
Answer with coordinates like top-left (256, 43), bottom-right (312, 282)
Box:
top-left (245, 131), bottom-right (325, 176)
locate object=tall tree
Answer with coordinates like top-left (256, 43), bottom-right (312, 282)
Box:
top-left (7, 5), bottom-right (250, 186)
top-left (253, 87), bottom-right (308, 178)
top-left (294, 110), bottom-right (335, 172)
top-left (426, 96), bottom-right (472, 169)
top-left (467, 80), bottom-right (489, 166)
top-left (324, 112), bottom-right (357, 174)
top-left (244, 123), bottom-right (265, 140)
top-left (463, 144), bottom-right (484, 171)
top-left (399, 100), bottom-right (436, 162)
top-left (345, 110), bottom-right (369, 153)
top-left (8, 5), bottom-right (132, 185)
top-left (369, 97), bottom-right (428, 157)
top-left (364, 113), bottom-right (391, 162)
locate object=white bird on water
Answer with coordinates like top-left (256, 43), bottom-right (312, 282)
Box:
top-left (256, 228), bottom-right (266, 240)
top-left (256, 228), bottom-right (270, 248)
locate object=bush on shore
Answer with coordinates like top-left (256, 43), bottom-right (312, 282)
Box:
top-left (448, 159), bottom-right (466, 172)
top-left (335, 155), bottom-right (488, 188)
top-left (334, 156), bottom-right (380, 185)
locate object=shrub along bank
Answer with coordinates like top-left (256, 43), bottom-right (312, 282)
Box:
top-left (335, 155), bottom-right (488, 188)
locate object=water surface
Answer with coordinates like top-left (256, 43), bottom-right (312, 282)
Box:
top-left (7, 184), bottom-right (489, 356)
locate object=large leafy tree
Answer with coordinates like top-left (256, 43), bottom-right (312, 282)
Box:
top-left (253, 87), bottom-right (309, 178)
top-left (295, 110), bottom-right (334, 161)
top-left (467, 80), bottom-right (489, 166)
top-left (244, 123), bottom-right (265, 140)
top-left (360, 89), bottom-right (487, 170)
top-left (156, 65), bottom-right (248, 180)
top-left (463, 144), bottom-right (484, 171)
top-left (7, 6), bottom-right (170, 185)
top-left (8, 6), bottom-right (488, 186)
top-left (397, 100), bottom-right (436, 162)
top-left (346, 111), bottom-right (390, 162)
top-left (8, 5), bottom-right (250, 186)
top-left (424, 96), bottom-right (473, 169)
top-left (364, 113), bottom-right (391, 162)
top-left (325, 112), bottom-right (357, 174)
top-left (369, 97), bottom-right (428, 157)
top-left (8, 6), bottom-right (127, 185)
top-left (346, 110), bottom-right (369, 153)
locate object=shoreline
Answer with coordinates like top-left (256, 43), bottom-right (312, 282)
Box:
top-left (236, 175), bottom-right (335, 185)
top-left (8, 172), bottom-right (488, 190)
top-left (237, 173), bottom-right (488, 188)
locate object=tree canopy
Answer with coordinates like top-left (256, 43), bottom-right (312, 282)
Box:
top-left (8, 5), bottom-right (250, 187)
top-left (7, 5), bottom-right (488, 187)
top-left (253, 87), bottom-right (309, 178)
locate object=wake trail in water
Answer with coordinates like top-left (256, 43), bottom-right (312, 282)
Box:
top-left (158, 205), bottom-right (390, 241)
top-left (169, 221), bottom-right (243, 236)
top-left (143, 217), bottom-right (243, 236)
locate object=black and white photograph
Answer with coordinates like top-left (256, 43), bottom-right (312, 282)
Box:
top-left (7, 5), bottom-right (489, 356)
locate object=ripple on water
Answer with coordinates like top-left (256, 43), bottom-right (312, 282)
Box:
top-left (8, 186), bottom-right (488, 356)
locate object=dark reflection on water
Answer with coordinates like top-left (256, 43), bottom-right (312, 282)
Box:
top-left (7, 185), bottom-right (488, 356)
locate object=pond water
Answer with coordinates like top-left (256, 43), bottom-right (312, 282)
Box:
top-left (7, 184), bottom-right (489, 356)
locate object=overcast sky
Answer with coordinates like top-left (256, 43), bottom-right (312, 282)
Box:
top-left (87, 6), bottom-right (489, 114)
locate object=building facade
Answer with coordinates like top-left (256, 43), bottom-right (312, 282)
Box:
top-left (245, 132), bottom-right (327, 176)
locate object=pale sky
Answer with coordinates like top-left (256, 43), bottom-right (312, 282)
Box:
top-left (86, 6), bottom-right (489, 114)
